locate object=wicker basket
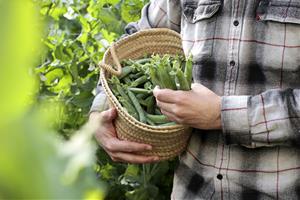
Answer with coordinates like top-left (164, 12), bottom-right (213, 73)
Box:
top-left (99, 28), bottom-right (192, 160)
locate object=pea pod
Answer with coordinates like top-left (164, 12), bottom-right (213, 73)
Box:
top-left (136, 93), bottom-right (149, 100)
top-left (116, 85), bottom-right (131, 102)
top-left (145, 96), bottom-right (155, 114)
top-left (143, 81), bottom-right (153, 90)
top-left (155, 108), bottom-right (162, 115)
top-left (146, 117), bottom-right (156, 126)
top-left (136, 58), bottom-right (152, 65)
top-left (164, 57), bottom-right (173, 74)
top-left (146, 114), bottom-right (170, 124)
top-left (184, 55), bottom-right (193, 87)
top-left (131, 75), bottom-right (148, 87)
top-left (129, 71), bottom-right (144, 79)
top-left (121, 60), bottom-right (134, 66)
top-left (176, 68), bottom-right (190, 91)
top-left (158, 122), bottom-right (177, 127)
top-left (157, 63), bottom-right (177, 90)
top-left (127, 89), bottom-right (147, 123)
top-left (149, 67), bottom-right (160, 87)
top-left (123, 77), bottom-right (132, 84)
top-left (128, 88), bottom-right (152, 94)
top-left (110, 75), bottom-right (120, 84)
top-left (119, 66), bottom-right (133, 79)
top-left (119, 98), bottom-right (139, 120)
top-left (109, 84), bottom-right (119, 97)
top-left (138, 99), bottom-right (148, 107)
top-left (109, 76), bottom-right (122, 95)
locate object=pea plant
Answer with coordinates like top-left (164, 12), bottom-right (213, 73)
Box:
top-left (34, 0), bottom-right (178, 199)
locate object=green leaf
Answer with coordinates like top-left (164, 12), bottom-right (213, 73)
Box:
top-left (54, 44), bottom-right (74, 62)
top-left (100, 29), bottom-right (117, 43)
top-left (44, 68), bottom-right (64, 85)
top-left (70, 91), bottom-right (93, 108)
top-left (123, 164), bottom-right (140, 183)
top-left (121, 0), bottom-right (144, 23)
top-left (77, 31), bottom-right (89, 45)
top-left (79, 15), bottom-right (91, 32)
top-left (50, 4), bottom-right (67, 21)
top-left (99, 164), bottom-right (118, 181)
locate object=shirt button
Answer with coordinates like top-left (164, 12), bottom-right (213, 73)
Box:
top-left (233, 20), bottom-right (239, 26)
top-left (217, 174), bottom-right (223, 180)
top-left (230, 60), bottom-right (236, 66)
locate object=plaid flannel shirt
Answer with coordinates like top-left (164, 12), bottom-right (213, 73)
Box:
top-left (90, 0), bottom-right (300, 199)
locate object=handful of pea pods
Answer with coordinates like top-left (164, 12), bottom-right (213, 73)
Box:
top-left (108, 54), bottom-right (193, 126)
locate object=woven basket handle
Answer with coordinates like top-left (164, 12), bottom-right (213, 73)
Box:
top-left (99, 45), bottom-right (122, 76)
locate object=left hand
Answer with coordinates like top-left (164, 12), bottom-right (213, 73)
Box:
top-left (153, 83), bottom-right (222, 130)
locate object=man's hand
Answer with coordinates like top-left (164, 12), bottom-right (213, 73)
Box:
top-left (153, 83), bottom-right (222, 130)
top-left (89, 108), bottom-right (159, 163)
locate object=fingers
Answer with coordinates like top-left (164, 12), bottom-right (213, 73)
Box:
top-left (94, 108), bottom-right (160, 164)
top-left (191, 83), bottom-right (214, 95)
top-left (103, 138), bottom-right (152, 153)
top-left (101, 108), bottom-right (117, 123)
top-left (108, 152), bottom-right (159, 164)
top-left (102, 138), bottom-right (159, 164)
top-left (156, 100), bottom-right (174, 114)
top-left (160, 109), bottom-right (182, 124)
top-left (153, 87), bottom-right (184, 103)
top-left (191, 83), bottom-right (204, 90)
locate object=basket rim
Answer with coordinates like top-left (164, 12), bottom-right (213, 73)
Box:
top-left (113, 28), bottom-right (182, 46)
top-left (99, 28), bottom-right (189, 132)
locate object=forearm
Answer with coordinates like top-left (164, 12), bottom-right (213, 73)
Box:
top-left (89, 83), bottom-right (109, 114)
top-left (221, 88), bottom-right (300, 147)
top-left (123, 0), bottom-right (181, 36)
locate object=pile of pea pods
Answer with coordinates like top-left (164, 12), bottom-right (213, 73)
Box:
top-left (108, 54), bottom-right (193, 126)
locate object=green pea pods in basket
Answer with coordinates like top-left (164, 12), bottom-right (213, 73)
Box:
top-left (99, 28), bottom-right (192, 161)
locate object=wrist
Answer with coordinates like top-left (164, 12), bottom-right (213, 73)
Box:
top-left (214, 116), bottom-right (222, 129)
top-left (89, 111), bottom-right (103, 122)
top-left (213, 96), bottom-right (222, 129)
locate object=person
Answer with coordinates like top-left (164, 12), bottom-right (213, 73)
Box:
top-left (89, 0), bottom-right (300, 199)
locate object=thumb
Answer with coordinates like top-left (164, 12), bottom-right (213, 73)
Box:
top-left (191, 83), bottom-right (205, 90)
top-left (101, 108), bottom-right (117, 123)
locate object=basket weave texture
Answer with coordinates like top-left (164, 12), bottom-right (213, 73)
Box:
top-left (99, 28), bottom-right (192, 160)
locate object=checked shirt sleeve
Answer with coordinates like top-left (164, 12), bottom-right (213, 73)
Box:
top-left (221, 89), bottom-right (300, 147)
top-left (124, 0), bottom-right (181, 35)
top-left (89, 80), bottom-right (109, 113)
top-left (90, 0), bottom-right (181, 113)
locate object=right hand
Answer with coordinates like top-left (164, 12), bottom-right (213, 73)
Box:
top-left (89, 108), bottom-right (160, 164)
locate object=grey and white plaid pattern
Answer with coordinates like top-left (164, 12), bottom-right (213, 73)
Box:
top-left (91, 0), bottom-right (300, 199)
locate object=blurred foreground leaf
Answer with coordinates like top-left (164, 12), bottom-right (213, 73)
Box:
top-left (0, 1), bottom-right (40, 126)
top-left (0, 0), bottom-right (104, 199)
top-left (0, 110), bottom-right (104, 199)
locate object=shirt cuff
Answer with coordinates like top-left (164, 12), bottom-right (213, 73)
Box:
top-left (89, 93), bottom-right (109, 114)
top-left (221, 95), bottom-right (251, 145)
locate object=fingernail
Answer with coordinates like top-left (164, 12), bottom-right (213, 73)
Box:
top-left (146, 145), bottom-right (152, 150)
top-left (153, 86), bottom-right (160, 96)
top-left (153, 157), bottom-right (160, 161)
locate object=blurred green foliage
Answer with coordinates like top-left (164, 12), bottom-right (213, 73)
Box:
top-left (32, 0), bottom-right (177, 199)
top-left (0, 0), bottom-right (104, 199)
top-left (0, 1), bottom-right (38, 126)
